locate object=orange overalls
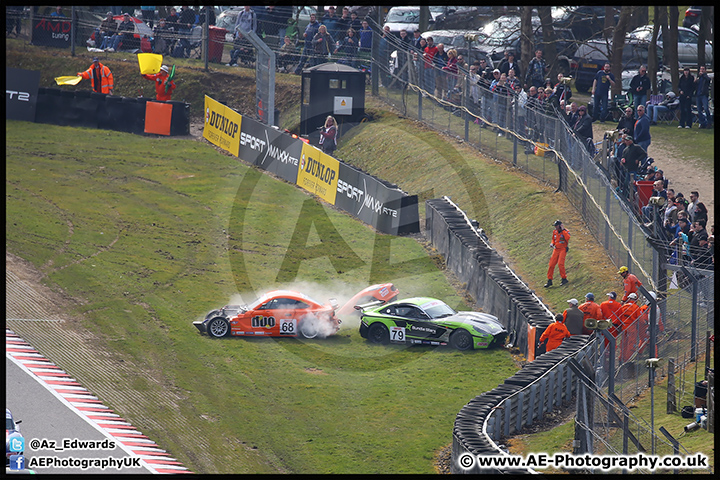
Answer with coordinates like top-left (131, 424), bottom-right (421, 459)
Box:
top-left (78, 62), bottom-right (114, 94)
top-left (621, 273), bottom-right (642, 302)
top-left (638, 304), bottom-right (665, 357)
top-left (547, 227), bottom-right (570, 280)
top-left (539, 321), bottom-right (571, 352)
top-left (618, 300), bottom-right (642, 362)
top-left (600, 298), bottom-right (623, 346)
top-left (142, 71), bottom-right (176, 101)
top-left (579, 300), bottom-right (602, 335)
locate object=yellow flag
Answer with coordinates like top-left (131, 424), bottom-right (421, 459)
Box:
top-left (138, 53), bottom-right (163, 75)
top-left (55, 76), bottom-right (82, 86)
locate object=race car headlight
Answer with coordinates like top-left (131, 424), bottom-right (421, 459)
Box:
top-left (472, 326), bottom-right (489, 336)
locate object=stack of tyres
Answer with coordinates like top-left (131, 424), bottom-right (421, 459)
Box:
top-left (68, 90), bottom-right (100, 129)
top-left (98, 95), bottom-right (125, 131)
top-left (168, 100), bottom-right (190, 136)
top-left (36, 87), bottom-right (63, 125)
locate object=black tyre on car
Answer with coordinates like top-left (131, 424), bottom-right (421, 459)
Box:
top-left (207, 316), bottom-right (230, 338)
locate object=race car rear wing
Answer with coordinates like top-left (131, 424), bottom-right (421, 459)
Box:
top-left (353, 299), bottom-right (386, 311)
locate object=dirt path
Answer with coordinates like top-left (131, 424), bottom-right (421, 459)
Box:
top-left (593, 123), bottom-right (714, 227)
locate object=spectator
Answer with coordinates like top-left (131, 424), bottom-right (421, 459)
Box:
top-left (563, 298), bottom-right (584, 335)
top-left (544, 220), bottom-right (570, 288)
top-left (164, 7), bottom-right (179, 31)
top-left (629, 65), bottom-right (651, 110)
top-left (551, 73), bottom-right (572, 106)
top-left (259, 5), bottom-right (280, 45)
top-left (293, 13), bottom-right (319, 74)
top-left (498, 51), bottom-right (521, 80)
top-left (152, 18), bottom-right (171, 55)
top-left (687, 191), bottom-right (700, 220)
top-left (6, 5), bottom-right (23, 37)
top-left (277, 35), bottom-right (297, 73)
top-left (198, 6), bottom-right (215, 27)
top-left (592, 62), bottom-right (615, 122)
top-left (693, 202), bottom-right (708, 225)
top-left (334, 28), bottom-right (358, 67)
top-left (525, 49), bottom-right (547, 89)
top-left (693, 228), bottom-right (714, 270)
top-left (311, 24), bottom-right (334, 67)
top-left (51, 6), bottom-right (65, 17)
top-left (349, 11), bottom-right (362, 33)
top-left (274, 6), bottom-right (293, 43)
top-left (616, 107), bottom-right (635, 133)
top-left (618, 292), bottom-right (642, 364)
top-left (642, 179), bottom-right (667, 223)
top-left (652, 169), bottom-right (667, 189)
top-left (358, 20), bottom-right (372, 54)
top-left (678, 67), bottom-right (695, 128)
top-left (433, 43), bottom-right (449, 98)
top-left (539, 313), bottom-right (571, 352)
top-left (689, 219), bottom-right (709, 260)
top-left (600, 291), bottom-right (623, 343)
top-left (633, 104), bottom-right (651, 153)
top-left (565, 101), bottom-right (579, 127)
top-left (422, 36), bottom-right (439, 97)
top-left (142, 64), bottom-right (176, 101)
top-left (695, 65), bottom-right (712, 129)
top-left (141, 6), bottom-right (156, 28)
top-left (321, 6), bottom-right (339, 40)
top-left (442, 48), bottom-right (459, 100)
top-left (227, 32), bottom-right (254, 66)
top-left (493, 74), bottom-right (513, 133)
top-left (619, 135), bottom-right (646, 193)
top-left (663, 197), bottom-right (680, 235)
top-left (378, 25), bottom-right (392, 87)
top-left (335, 7), bottom-right (351, 40)
top-left (411, 29), bottom-right (423, 51)
top-left (572, 105), bottom-right (594, 153)
top-left (669, 218), bottom-right (691, 265)
top-left (116, 13), bottom-right (137, 51)
top-left (618, 266), bottom-right (642, 303)
top-left (76, 57), bottom-right (113, 95)
top-left (579, 292), bottom-right (602, 335)
top-left (175, 5), bottom-right (196, 58)
top-left (506, 68), bottom-right (521, 94)
top-left (235, 6), bottom-right (257, 34)
top-left (395, 29), bottom-right (411, 85)
top-left (97, 12), bottom-right (120, 51)
top-left (646, 91), bottom-right (679, 125)
top-left (319, 115), bottom-right (338, 155)
top-left (466, 63), bottom-right (481, 108)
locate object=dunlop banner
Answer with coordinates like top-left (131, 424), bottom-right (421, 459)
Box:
top-left (203, 95), bottom-right (242, 155)
top-left (297, 144), bottom-right (339, 205)
top-left (237, 114), bottom-right (303, 184)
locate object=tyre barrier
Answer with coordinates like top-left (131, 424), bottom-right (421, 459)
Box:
top-left (426, 196), bottom-right (555, 358)
top-left (451, 337), bottom-right (593, 474)
top-left (35, 88), bottom-right (190, 136)
top-left (424, 197), bottom-right (595, 473)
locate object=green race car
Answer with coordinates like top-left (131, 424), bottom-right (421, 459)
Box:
top-left (358, 297), bottom-right (508, 350)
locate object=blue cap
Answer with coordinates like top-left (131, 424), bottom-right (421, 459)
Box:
top-left (586, 293), bottom-right (594, 300)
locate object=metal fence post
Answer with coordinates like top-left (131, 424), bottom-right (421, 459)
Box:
top-left (667, 358), bottom-right (676, 413)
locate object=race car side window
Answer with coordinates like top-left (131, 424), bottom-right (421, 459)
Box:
top-left (263, 298), bottom-right (308, 310)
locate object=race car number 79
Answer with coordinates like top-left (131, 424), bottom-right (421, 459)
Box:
top-left (390, 326), bottom-right (405, 342)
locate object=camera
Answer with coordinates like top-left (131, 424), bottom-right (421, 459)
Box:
top-left (561, 76), bottom-right (572, 85)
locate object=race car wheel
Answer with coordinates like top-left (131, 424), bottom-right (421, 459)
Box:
top-left (299, 318), bottom-right (319, 339)
top-left (367, 323), bottom-right (390, 345)
top-left (450, 329), bottom-right (473, 351)
top-left (207, 317), bottom-right (230, 338)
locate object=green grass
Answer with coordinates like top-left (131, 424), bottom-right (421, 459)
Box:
top-left (6, 121), bottom-right (520, 473)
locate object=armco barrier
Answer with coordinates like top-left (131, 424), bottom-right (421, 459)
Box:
top-left (425, 196), bottom-right (554, 359)
top-left (451, 336), bottom-right (593, 473)
top-left (203, 95), bottom-right (420, 235)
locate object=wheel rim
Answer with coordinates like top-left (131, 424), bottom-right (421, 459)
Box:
top-left (454, 331), bottom-right (472, 350)
top-left (369, 324), bottom-right (388, 344)
top-left (300, 320), bottom-right (318, 338)
top-left (209, 318), bottom-right (228, 337)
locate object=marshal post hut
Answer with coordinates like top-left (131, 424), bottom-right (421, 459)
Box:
top-left (300, 62), bottom-right (366, 140)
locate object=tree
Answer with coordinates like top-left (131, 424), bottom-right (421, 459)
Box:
top-left (519, 6), bottom-right (533, 88)
top-left (697, 6), bottom-right (712, 68)
top-left (610, 6), bottom-right (633, 97)
top-left (665, 7), bottom-right (680, 93)
top-left (537, 7), bottom-right (557, 81)
top-left (419, 6), bottom-right (430, 33)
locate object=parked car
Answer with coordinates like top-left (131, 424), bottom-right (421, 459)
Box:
top-left (627, 25), bottom-right (713, 66)
top-left (432, 6), bottom-right (482, 30)
top-left (551, 6), bottom-right (619, 41)
top-left (383, 6), bottom-right (433, 35)
top-left (682, 6), bottom-right (704, 28)
top-left (571, 40), bottom-right (663, 92)
top-left (477, 15), bottom-right (578, 75)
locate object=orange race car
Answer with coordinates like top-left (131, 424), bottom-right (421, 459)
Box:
top-left (193, 284), bottom-right (398, 339)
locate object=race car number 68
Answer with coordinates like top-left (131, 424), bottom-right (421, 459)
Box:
top-left (280, 319), bottom-right (296, 334)
top-left (390, 326), bottom-right (405, 342)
